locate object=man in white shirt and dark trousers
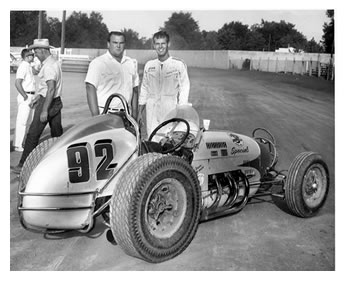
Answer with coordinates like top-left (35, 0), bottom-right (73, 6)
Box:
top-left (138, 31), bottom-right (190, 136)
top-left (13, 48), bottom-right (36, 152)
top-left (85, 31), bottom-right (139, 120)
top-left (12, 39), bottom-right (63, 174)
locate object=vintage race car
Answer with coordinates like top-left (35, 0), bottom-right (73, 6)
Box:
top-left (17, 94), bottom-right (330, 263)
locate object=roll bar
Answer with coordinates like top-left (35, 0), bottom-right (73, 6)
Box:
top-left (102, 93), bottom-right (140, 151)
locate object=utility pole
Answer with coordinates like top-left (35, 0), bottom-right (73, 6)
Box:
top-left (38, 11), bottom-right (43, 39)
top-left (61, 10), bottom-right (66, 54)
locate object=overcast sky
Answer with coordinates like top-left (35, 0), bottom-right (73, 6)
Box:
top-left (47, 10), bottom-right (329, 43)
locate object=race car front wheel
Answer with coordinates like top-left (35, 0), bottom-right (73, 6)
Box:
top-left (284, 152), bottom-right (329, 218)
top-left (110, 153), bottom-right (201, 263)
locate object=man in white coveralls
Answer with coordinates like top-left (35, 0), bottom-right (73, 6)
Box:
top-left (138, 31), bottom-right (190, 136)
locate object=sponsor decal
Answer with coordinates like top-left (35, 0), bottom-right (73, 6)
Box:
top-left (195, 164), bottom-right (204, 173)
top-left (229, 133), bottom-right (244, 147)
top-left (148, 67), bottom-right (155, 72)
top-left (221, 149), bottom-right (228, 156)
top-left (206, 142), bottom-right (227, 149)
top-left (211, 151), bottom-right (218, 157)
top-left (244, 169), bottom-right (255, 178)
top-left (197, 173), bottom-right (205, 185)
top-left (166, 69), bottom-right (177, 75)
top-left (231, 146), bottom-right (249, 155)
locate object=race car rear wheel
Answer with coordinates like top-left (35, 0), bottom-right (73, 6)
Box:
top-left (110, 153), bottom-right (201, 263)
top-left (284, 152), bottom-right (329, 218)
top-left (19, 137), bottom-right (60, 187)
top-left (18, 137), bottom-right (60, 231)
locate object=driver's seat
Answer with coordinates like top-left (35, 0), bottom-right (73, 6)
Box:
top-left (139, 140), bottom-right (193, 164)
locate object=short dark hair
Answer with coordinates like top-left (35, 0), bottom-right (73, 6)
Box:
top-left (108, 31), bottom-right (126, 43)
top-left (21, 48), bottom-right (33, 59)
top-left (153, 31), bottom-right (170, 44)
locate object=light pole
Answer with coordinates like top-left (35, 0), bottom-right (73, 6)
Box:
top-left (61, 10), bottom-right (66, 54)
top-left (38, 11), bottom-right (43, 39)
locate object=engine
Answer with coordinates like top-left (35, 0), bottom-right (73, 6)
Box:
top-left (191, 130), bottom-right (272, 221)
top-left (201, 170), bottom-right (250, 221)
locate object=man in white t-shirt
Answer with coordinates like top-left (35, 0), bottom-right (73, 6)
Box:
top-left (13, 48), bottom-right (36, 152)
top-left (12, 39), bottom-right (63, 174)
top-left (138, 31), bottom-right (190, 136)
top-left (85, 31), bottom-right (139, 120)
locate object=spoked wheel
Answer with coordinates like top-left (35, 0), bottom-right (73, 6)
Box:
top-left (146, 177), bottom-right (187, 239)
top-left (110, 153), bottom-right (201, 263)
top-left (284, 152), bottom-right (329, 218)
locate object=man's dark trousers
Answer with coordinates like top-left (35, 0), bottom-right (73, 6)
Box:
top-left (19, 95), bottom-right (63, 166)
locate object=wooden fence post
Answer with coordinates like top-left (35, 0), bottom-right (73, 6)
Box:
top-left (317, 54), bottom-right (321, 77)
top-left (309, 60), bottom-right (312, 76)
top-left (292, 57), bottom-right (295, 75)
top-left (301, 58), bottom-right (304, 76)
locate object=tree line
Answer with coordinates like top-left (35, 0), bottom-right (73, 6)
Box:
top-left (10, 10), bottom-right (334, 53)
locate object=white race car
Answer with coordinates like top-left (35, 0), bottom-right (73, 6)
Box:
top-left (18, 94), bottom-right (329, 263)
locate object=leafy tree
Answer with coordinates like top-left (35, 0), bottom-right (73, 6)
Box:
top-left (10, 11), bottom-right (38, 46)
top-left (254, 20), bottom-right (307, 51)
top-left (10, 11), bottom-right (60, 46)
top-left (200, 30), bottom-right (221, 50)
top-left (245, 25), bottom-right (266, 51)
top-left (141, 37), bottom-right (153, 49)
top-left (10, 10), bottom-right (108, 48)
top-left (46, 16), bottom-right (62, 47)
top-left (65, 11), bottom-right (108, 48)
top-left (279, 32), bottom-right (307, 51)
top-left (305, 38), bottom-right (323, 53)
top-left (162, 12), bottom-right (203, 49)
top-left (322, 10), bottom-right (334, 53)
top-left (121, 28), bottom-right (144, 49)
top-left (217, 21), bottom-right (250, 50)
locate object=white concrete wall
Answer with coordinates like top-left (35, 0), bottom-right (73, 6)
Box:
top-left (11, 47), bottom-right (334, 77)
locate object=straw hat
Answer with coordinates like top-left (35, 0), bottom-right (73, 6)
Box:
top-left (28, 38), bottom-right (54, 50)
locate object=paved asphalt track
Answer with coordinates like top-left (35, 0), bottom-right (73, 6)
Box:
top-left (9, 68), bottom-right (335, 271)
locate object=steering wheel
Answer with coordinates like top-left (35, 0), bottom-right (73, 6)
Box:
top-left (148, 118), bottom-right (190, 154)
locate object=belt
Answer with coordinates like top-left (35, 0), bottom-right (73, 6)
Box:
top-left (25, 91), bottom-right (35, 94)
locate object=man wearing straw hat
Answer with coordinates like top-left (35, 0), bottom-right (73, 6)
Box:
top-left (12, 38), bottom-right (63, 174)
